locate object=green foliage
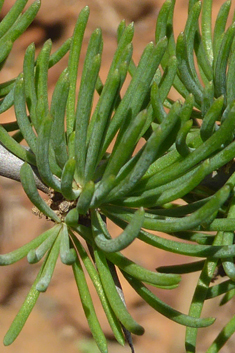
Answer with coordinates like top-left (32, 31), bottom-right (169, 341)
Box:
top-left (2, 0), bottom-right (235, 352)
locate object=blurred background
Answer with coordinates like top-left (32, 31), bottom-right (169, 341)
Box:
top-left (0, 1), bottom-right (235, 352)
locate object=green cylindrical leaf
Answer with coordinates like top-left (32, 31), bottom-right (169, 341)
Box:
top-left (20, 163), bottom-right (61, 222)
top-left (61, 158), bottom-right (81, 200)
top-left (155, 0), bottom-right (172, 43)
top-left (0, 84), bottom-right (15, 113)
top-left (213, 0), bottom-right (232, 64)
top-left (75, 53), bottom-right (101, 184)
top-left (176, 32), bottom-right (203, 106)
top-left (65, 208), bottom-right (79, 227)
top-left (3, 256), bottom-right (46, 346)
top-left (201, 0), bottom-right (213, 64)
top-left (48, 38), bottom-right (72, 68)
top-left (90, 174), bottom-right (116, 208)
top-left (92, 208), bottom-right (144, 253)
top-left (72, 253), bottom-right (108, 353)
top-left (0, 0), bottom-right (27, 38)
top-left (176, 119), bottom-right (193, 157)
top-left (35, 39), bottom-right (52, 127)
top-left (94, 247), bottom-right (144, 335)
top-left (66, 6), bottom-right (90, 136)
top-left (27, 226), bottom-right (61, 264)
top-left (85, 69), bottom-right (120, 182)
top-left (50, 69), bottom-right (69, 168)
top-left (103, 109), bottom-right (147, 179)
top-left (71, 233), bottom-right (125, 346)
top-left (14, 76), bottom-right (37, 153)
top-left (36, 114), bottom-right (61, 192)
top-left (23, 42), bottom-right (38, 129)
top-left (123, 272), bottom-right (215, 328)
top-left (60, 224), bottom-right (77, 265)
top-left (157, 260), bottom-right (205, 275)
top-left (76, 180), bottom-right (95, 215)
top-left (214, 22), bottom-right (235, 98)
top-left (106, 251), bottom-right (181, 287)
top-left (36, 231), bottom-right (62, 292)
top-left (206, 314), bottom-right (235, 353)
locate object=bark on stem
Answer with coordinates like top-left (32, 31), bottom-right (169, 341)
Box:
top-left (0, 143), bottom-right (49, 194)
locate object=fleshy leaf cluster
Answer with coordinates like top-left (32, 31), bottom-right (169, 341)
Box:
top-left (1, 1), bottom-right (235, 352)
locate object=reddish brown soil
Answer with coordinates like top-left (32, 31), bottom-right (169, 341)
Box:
top-left (0, 1), bottom-right (235, 353)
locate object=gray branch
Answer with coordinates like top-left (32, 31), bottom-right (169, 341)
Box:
top-left (0, 143), bottom-right (49, 194)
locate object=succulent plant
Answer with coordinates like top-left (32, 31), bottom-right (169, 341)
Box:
top-left (1, 0), bottom-right (235, 352)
